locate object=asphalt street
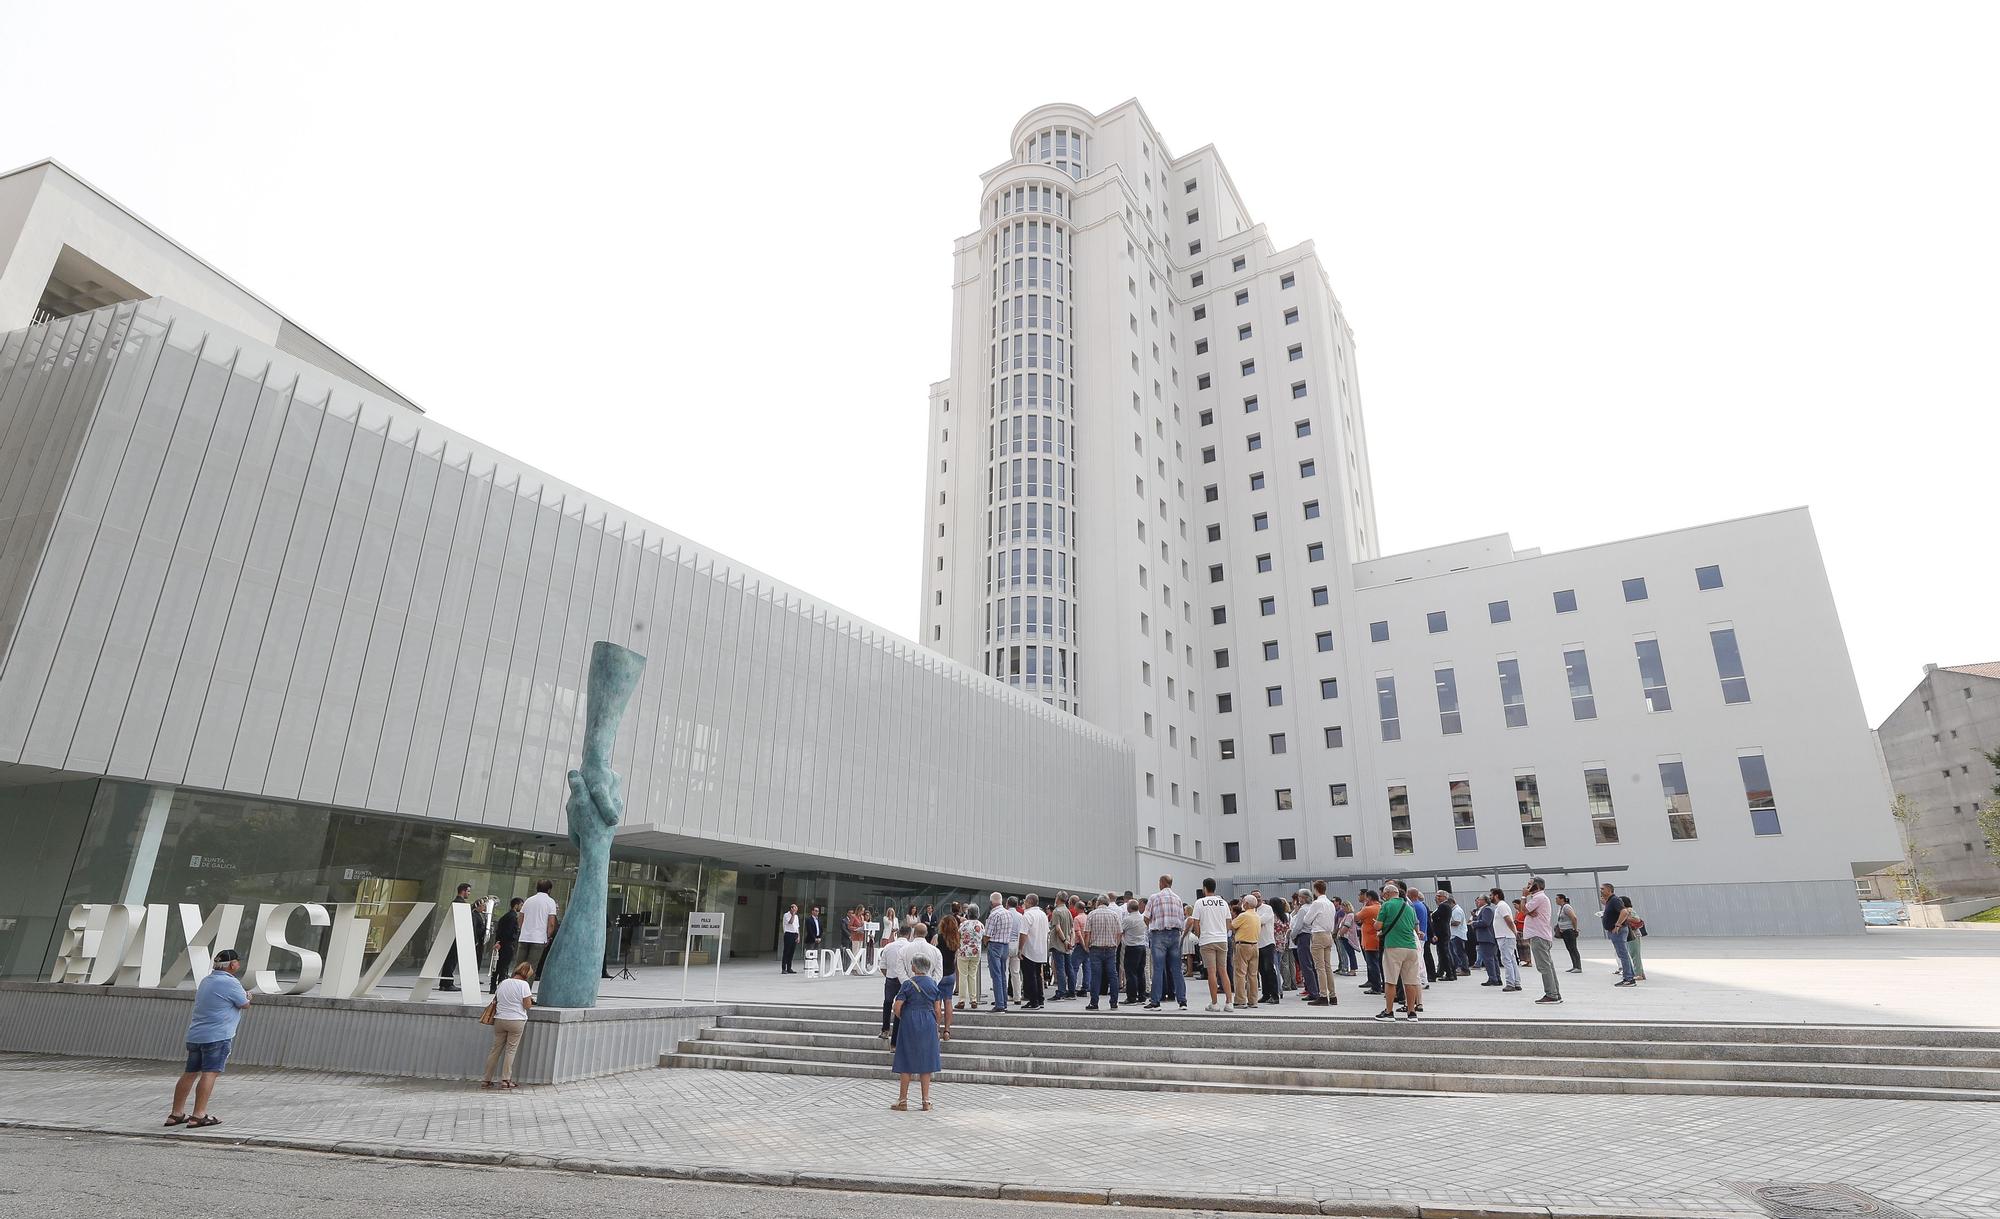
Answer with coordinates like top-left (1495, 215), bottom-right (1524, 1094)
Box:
top-left (0, 1129), bottom-right (1243, 1219)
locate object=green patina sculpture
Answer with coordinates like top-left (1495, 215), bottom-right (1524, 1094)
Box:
top-left (538, 641), bottom-right (647, 1008)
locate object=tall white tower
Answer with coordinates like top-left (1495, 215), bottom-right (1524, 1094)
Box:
top-left (921, 100), bottom-right (1381, 882)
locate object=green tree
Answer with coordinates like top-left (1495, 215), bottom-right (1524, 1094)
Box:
top-left (1888, 793), bottom-right (1934, 901)
top-left (1980, 747), bottom-right (2000, 866)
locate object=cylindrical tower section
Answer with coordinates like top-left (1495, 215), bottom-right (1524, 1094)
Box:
top-left (982, 165), bottom-right (1082, 710)
top-left (1010, 104), bottom-right (1096, 181)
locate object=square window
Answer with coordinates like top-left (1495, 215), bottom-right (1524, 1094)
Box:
top-left (1303, 499), bottom-right (1321, 519)
top-left (1334, 834), bottom-right (1353, 857)
top-left (1622, 577), bottom-right (1648, 602)
top-left (1211, 605), bottom-right (1227, 625)
top-left (1206, 522), bottom-right (1221, 541)
top-left (1269, 732), bottom-right (1286, 754)
top-left (1238, 323), bottom-right (1253, 341)
top-left (1202, 446), bottom-right (1216, 464)
top-left (1217, 692), bottom-right (1233, 713)
top-left (1259, 596), bottom-right (1276, 616)
top-left (1696, 564), bottom-right (1724, 590)
top-left (1489, 599), bottom-right (1511, 624)
top-left (1252, 512), bottom-right (1269, 531)
top-left (1214, 648), bottom-right (1230, 668)
top-left (1188, 240), bottom-right (1202, 255)
top-left (1208, 563), bottom-right (1224, 583)
top-left (1281, 273), bottom-right (1296, 289)
top-left (1247, 433), bottom-right (1263, 451)
top-left (1256, 553), bottom-right (1273, 573)
top-left (1288, 344), bottom-right (1303, 362)
top-left (1316, 631), bottom-right (1333, 652)
top-left (1278, 837), bottom-right (1296, 860)
top-left (1312, 585), bottom-right (1329, 606)
top-left (1224, 841), bottom-right (1241, 863)
top-left (1283, 307), bottom-right (1299, 324)
top-left (1292, 381), bottom-right (1308, 399)
top-left (1197, 373), bottom-right (1212, 390)
top-left (1324, 727), bottom-right (1343, 749)
top-left (1250, 473), bottom-right (1266, 491)
top-left (1330, 782), bottom-right (1349, 805)
top-left (1235, 289), bottom-right (1250, 305)
top-left (1427, 610), bottom-right (1448, 634)
top-left (1232, 255), bottom-right (1247, 272)
top-left (1299, 459), bottom-right (1317, 477)
top-left (1195, 338), bottom-right (1209, 355)
top-left (1241, 359), bottom-right (1256, 376)
top-left (1263, 640), bottom-right (1280, 661)
top-left (1204, 484), bottom-right (1219, 502)
top-left (1186, 209), bottom-right (1199, 224)
top-left (1307, 542), bottom-right (1325, 562)
top-left (1184, 178), bottom-right (1197, 193)
top-left (1219, 738), bottom-right (1236, 760)
top-left (1193, 304), bottom-right (1207, 321)
top-left (1244, 395), bottom-right (1259, 413)
top-left (1266, 685), bottom-right (1283, 707)
top-left (1222, 793), bottom-right (1238, 815)
top-left (1370, 620), bottom-right (1389, 642)
top-left (1199, 409), bottom-right (1214, 427)
top-left (1554, 588), bottom-right (1578, 614)
top-left (1319, 677), bottom-right (1338, 698)
top-left (1295, 418), bottom-right (1311, 437)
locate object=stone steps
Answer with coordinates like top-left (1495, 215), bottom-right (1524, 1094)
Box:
top-left (661, 1003), bottom-right (2000, 1102)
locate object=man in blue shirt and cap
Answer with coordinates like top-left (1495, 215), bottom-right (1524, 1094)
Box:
top-left (167, 949), bottom-right (251, 1129)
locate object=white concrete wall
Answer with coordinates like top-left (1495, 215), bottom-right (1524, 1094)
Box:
top-left (0, 299), bottom-right (1136, 894)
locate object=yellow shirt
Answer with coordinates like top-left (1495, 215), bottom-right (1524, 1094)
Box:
top-left (1231, 910), bottom-right (1260, 944)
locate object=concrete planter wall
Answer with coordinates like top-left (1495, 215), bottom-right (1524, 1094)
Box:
top-left (0, 981), bottom-right (724, 1084)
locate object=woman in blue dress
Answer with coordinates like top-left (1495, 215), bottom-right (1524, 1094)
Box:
top-left (890, 954), bottom-right (945, 1110)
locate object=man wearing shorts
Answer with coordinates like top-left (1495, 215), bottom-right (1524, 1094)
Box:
top-left (1192, 877), bottom-right (1234, 1012)
top-left (1372, 884), bottom-right (1423, 1021)
top-left (167, 949), bottom-right (251, 1128)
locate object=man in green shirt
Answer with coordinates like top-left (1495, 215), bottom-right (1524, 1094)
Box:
top-left (1371, 883), bottom-right (1423, 1021)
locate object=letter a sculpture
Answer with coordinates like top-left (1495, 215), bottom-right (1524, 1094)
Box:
top-left (539, 641), bottom-right (647, 1008)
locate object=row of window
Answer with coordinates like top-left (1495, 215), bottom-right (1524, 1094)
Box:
top-left (1379, 565), bottom-right (1731, 640)
top-left (991, 256), bottom-right (1069, 299)
top-left (989, 181), bottom-right (1072, 220)
top-left (1213, 752), bottom-right (1781, 866)
top-left (1370, 631), bottom-right (1751, 743)
top-left (986, 546), bottom-right (1074, 591)
top-left (984, 642), bottom-right (1076, 687)
top-left (989, 413), bottom-right (1072, 459)
top-left (985, 501), bottom-right (1074, 547)
top-left (1020, 126), bottom-right (1087, 179)
top-left (989, 219), bottom-right (1070, 261)
top-left (993, 293), bottom-right (1071, 335)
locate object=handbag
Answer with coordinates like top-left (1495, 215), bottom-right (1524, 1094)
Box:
top-left (478, 999), bottom-right (497, 1025)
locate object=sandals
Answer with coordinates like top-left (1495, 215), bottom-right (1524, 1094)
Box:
top-left (164, 1114), bottom-right (187, 1127)
top-left (921, 1101), bottom-right (933, 1111)
top-left (499, 1080), bottom-right (518, 1089)
top-left (186, 1115), bottom-right (221, 1129)
top-left (889, 1101), bottom-right (908, 1111)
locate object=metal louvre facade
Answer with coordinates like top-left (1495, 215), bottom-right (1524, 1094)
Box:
top-left (0, 299), bottom-right (1132, 892)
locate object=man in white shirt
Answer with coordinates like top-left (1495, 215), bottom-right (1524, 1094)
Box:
top-left (1289, 888), bottom-right (1323, 1004)
top-left (1193, 877), bottom-right (1234, 1012)
top-left (520, 881), bottom-right (559, 973)
top-left (905, 922), bottom-right (943, 980)
top-left (781, 904), bottom-right (801, 974)
top-left (1018, 895), bottom-right (1051, 1010)
top-left (1309, 881), bottom-right (1339, 1001)
top-left (1489, 886), bottom-right (1522, 991)
top-left (1254, 890), bottom-right (1278, 1005)
top-left (878, 927), bottom-right (913, 1041)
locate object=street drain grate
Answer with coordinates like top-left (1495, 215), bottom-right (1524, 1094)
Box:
top-left (1727, 1182), bottom-right (1915, 1219)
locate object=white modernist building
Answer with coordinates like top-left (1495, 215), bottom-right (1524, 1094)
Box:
top-left (0, 160), bottom-right (1133, 980)
top-left (920, 101), bottom-right (1898, 933)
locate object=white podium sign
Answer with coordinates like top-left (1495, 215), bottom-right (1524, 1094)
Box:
top-left (682, 911), bottom-right (726, 1002)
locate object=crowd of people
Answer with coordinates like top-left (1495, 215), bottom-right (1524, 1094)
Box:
top-left (856, 876), bottom-right (1651, 1110)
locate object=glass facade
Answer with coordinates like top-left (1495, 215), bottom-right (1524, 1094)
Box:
top-left (0, 777), bottom-right (1007, 980)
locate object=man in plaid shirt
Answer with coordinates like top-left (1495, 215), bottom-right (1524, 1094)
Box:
top-left (1082, 896), bottom-right (1124, 1010)
top-left (982, 891), bottom-right (1020, 1012)
top-left (1143, 876), bottom-right (1189, 1010)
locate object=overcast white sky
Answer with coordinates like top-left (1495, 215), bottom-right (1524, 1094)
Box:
top-left (2, 4), bottom-right (1993, 724)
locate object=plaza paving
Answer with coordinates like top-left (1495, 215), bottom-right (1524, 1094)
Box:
top-left (413, 927), bottom-right (2000, 1028)
top-left (3, 1049), bottom-right (1998, 1217)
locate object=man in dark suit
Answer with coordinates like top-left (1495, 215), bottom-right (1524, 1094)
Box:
top-left (440, 883), bottom-right (488, 992)
top-left (489, 896), bottom-right (523, 990)
top-left (804, 907), bottom-right (824, 952)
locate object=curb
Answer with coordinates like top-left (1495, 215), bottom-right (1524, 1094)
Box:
top-left (0, 1118), bottom-right (1745, 1219)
